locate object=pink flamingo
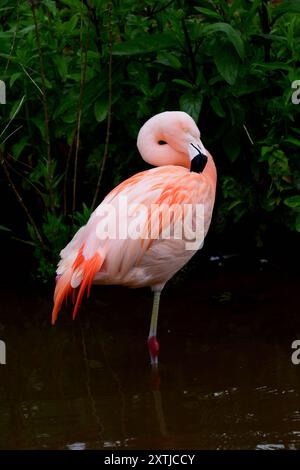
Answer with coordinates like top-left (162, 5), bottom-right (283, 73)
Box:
top-left (52, 111), bottom-right (217, 365)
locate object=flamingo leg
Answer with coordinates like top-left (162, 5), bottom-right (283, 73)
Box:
top-left (148, 291), bottom-right (161, 366)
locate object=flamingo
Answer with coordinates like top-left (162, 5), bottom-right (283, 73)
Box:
top-left (52, 111), bottom-right (217, 365)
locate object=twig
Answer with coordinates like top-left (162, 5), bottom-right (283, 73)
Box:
top-left (1, 125), bottom-right (23, 145)
top-left (82, 0), bottom-right (102, 55)
top-left (20, 64), bottom-right (43, 95)
top-left (31, 2), bottom-right (55, 213)
top-left (72, 0), bottom-right (89, 215)
top-left (0, 95), bottom-right (25, 140)
top-left (6, 155), bottom-right (46, 202)
top-left (5, 0), bottom-right (19, 73)
top-left (243, 124), bottom-right (254, 146)
top-left (180, 7), bottom-right (197, 83)
top-left (0, 153), bottom-right (44, 246)
top-left (63, 133), bottom-right (75, 216)
top-left (8, 153), bottom-right (33, 170)
top-left (259, 0), bottom-right (271, 62)
top-left (91, 2), bottom-right (113, 210)
top-left (64, 4), bottom-right (90, 216)
top-left (11, 237), bottom-right (35, 247)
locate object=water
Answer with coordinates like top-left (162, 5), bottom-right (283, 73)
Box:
top-left (0, 261), bottom-right (299, 450)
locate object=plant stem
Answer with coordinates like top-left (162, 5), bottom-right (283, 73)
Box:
top-left (5, 0), bottom-right (19, 73)
top-left (72, 1), bottom-right (89, 216)
top-left (83, 0), bottom-right (102, 55)
top-left (92, 2), bottom-right (113, 211)
top-left (259, 0), bottom-right (271, 62)
top-left (0, 153), bottom-right (44, 246)
top-left (31, 2), bottom-right (55, 213)
top-left (180, 6), bottom-right (197, 83)
top-left (63, 136), bottom-right (75, 217)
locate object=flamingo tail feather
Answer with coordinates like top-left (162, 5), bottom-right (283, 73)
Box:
top-left (51, 248), bottom-right (103, 325)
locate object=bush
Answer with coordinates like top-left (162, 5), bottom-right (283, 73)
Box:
top-left (0, 0), bottom-right (299, 281)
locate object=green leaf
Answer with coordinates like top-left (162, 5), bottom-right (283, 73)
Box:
top-left (202, 22), bottom-right (245, 59)
top-left (11, 136), bottom-right (29, 159)
top-left (94, 96), bottom-right (108, 122)
top-left (172, 79), bottom-right (194, 89)
top-left (62, 110), bottom-right (77, 124)
top-left (227, 200), bottom-right (242, 211)
top-left (151, 82), bottom-right (166, 98)
top-left (65, 14), bottom-right (79, 33)
top-left (53, 94), bottom-right (78, 119)
top-left (284, 137), bottom-right (300, 148)
top-left (9, 96), bottom-right (25, 120)
top-left (0, 225), bottom-right (11, 232)
top-left (18, 25), bottom-right (36, 35)
top-left (31, 115), bottom-right (46, 138)
top-left (260, 146), bottom-right (273, 160)
top-left (284, 196), bottom-right (300, 208)
top-left (43, 0), bottom-right (57, 16)
top-left (214, 42), bottom-right (240, 85)
top-left (53, 56), bottom-right (68, 81)
top-left (10, 73), bottom-right (22, 87)
top-left (112, 32), bottom-right (176, 56)
top-left (251, 61), bottom-right (291, 72)
top-left (179, 91), bottom-right (203, 122)
top-left (210, 96), bottom-right (226, 118)
top-left (194, 6), bottom-right (222, 20)
top-left (272, 0), bottom-right (300, 24)
top-left (156, 51), bottom-right (181, 70)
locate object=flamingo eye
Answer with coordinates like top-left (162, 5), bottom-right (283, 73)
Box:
top-left (158, 140), bottom-right (167, 145)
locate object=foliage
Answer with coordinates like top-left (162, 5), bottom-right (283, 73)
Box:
top-left (0, 0), bottom-right (299, 281)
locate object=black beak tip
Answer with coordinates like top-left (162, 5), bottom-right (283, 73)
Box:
top-left (190, 152), bottom-right (208, 173)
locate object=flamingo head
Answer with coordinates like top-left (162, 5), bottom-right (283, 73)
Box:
top-left (137, 111), bottom-right (208, 171)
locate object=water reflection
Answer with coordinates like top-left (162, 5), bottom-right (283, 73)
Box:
top-left (0, 266), bottom-right (300, 449)
top-left (67, 442), bottom-right (86, 450)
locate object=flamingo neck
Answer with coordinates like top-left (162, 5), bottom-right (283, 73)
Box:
top-left (137, 123), bottom-right (190, 168)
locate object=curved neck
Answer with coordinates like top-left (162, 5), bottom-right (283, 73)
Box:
top-left (137, 122), bottom-right (190, 168)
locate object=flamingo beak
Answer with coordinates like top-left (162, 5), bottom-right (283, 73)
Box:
top-left (188, 140), bottom-right (208, 173)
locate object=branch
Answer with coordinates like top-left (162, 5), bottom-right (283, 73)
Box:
top-left (82, 0), bottom-right (102, 56)
top-left (31, 2), bottom-right (55, 213)
top-left (91, 2), bottom-right (113, 211)
top-left (259, 0), bottom-right (271, 62)
top-left (5, 0), bottom-right (19, 73)
top-left (178, 2), bottom-right (197, 84)
top-left (72, 1), bottom-right (90, 215)
top-left (0, 152), bottom-right (44, 246)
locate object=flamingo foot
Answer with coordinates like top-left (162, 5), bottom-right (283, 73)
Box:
top-left (148, 335), bottom-right (159, 367)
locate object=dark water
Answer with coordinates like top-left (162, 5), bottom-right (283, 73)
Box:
top-left (0, 261), bottom-right (300, 450)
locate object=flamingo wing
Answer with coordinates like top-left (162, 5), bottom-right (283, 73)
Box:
top-left (52, 165), bottom-right (215, 323)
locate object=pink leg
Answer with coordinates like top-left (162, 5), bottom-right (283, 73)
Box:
top-left (148, 291), bottom-right (161, 366)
